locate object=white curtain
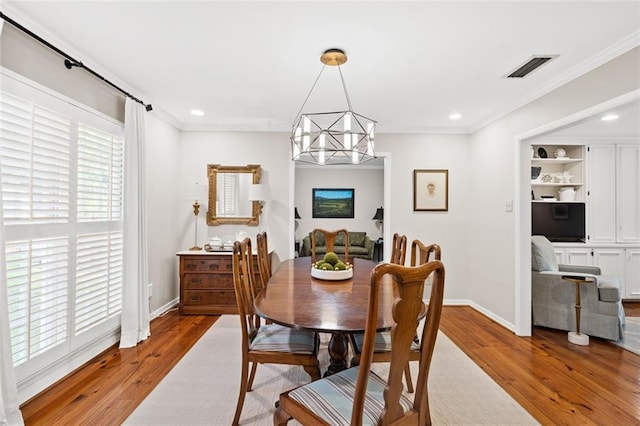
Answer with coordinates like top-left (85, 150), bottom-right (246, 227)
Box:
top-left (0, 19), bottom-right (25, 422)
top-left (119, 98), bottom-right (150, 348)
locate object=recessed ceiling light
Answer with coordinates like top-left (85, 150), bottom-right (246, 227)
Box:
top-left (449, 113), bottom-right (461, 120)
top-left (601, 113), bottom-right (619, 121)
top-left (190, 109), bottom-right (205, 117)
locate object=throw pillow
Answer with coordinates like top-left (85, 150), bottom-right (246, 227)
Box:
top-left (350, 232), bottom-right (366, 247)
top-left (311, 231), bottom-right (325, 246)
top-left (531, 235), bottom-right (559, 272)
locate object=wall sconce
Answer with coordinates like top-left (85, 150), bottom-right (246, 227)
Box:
top-left (372, 207), bottom-right (384, 241)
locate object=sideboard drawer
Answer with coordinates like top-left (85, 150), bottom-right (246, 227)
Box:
top-left (183, 290), bottom-right (237, 306)
top-left (177, 251), bottom-right (261, 315)
top-left (183, 257), bottom-right (233, 272)
top-left (183, 273), bottom-right (234, 290)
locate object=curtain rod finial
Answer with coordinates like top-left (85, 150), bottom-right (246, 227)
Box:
top-left (64, 59), bottom-right (81, 69)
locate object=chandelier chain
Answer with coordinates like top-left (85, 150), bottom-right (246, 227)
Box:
top-left (291, 64), bottom-right (326, 126)
top-left (337, 65), bottom-right (353, 112)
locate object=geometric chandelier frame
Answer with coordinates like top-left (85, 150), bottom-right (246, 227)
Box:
top-left (290, 48), bottom-right (377, 165)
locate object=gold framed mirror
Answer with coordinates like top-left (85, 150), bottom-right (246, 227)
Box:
top-left (207, 164), bottom-right (261, 226)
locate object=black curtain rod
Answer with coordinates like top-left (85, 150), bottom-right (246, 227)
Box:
top-left (0, 11), bottom-right (152, 111)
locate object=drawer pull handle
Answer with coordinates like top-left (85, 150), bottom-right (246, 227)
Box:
top-left (190, 295), bottom-right (201, 302)
top-left (191, 279), bottom-right (202, 284)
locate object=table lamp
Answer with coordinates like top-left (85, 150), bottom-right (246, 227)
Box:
top-left (372, 207), bottom-right (384, 240)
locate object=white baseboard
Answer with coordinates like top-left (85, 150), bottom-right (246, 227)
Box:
top-left (18, 328), bottom-right (120, 404)
top-left (438, 299), bottom-right (518, 334)
top-left (468, 301), bottom-right (516, 333)
top-left (443, 298), bottom-right (471, 306)
top-left (18, 298), bottom-right (180, 404)
top-left (150, 298), bottom-right (179, 320)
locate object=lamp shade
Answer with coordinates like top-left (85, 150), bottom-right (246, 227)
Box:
top-left (294, 207), bottom-right (301, 219)
top-left (248, 184), bottom-right (271, 202)
top-left (372, 207), bottom-right (383, 221)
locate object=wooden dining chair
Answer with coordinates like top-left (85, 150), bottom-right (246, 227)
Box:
top-left (390, 232), bottom-right (407, 265)
top-left (274, 259), bottom-right (446, 426)
top-left (311, 228), bottom-right (349, 263)
top-left (231, 238), bottom-right (321, 426)
top-left (350, 239), bottom-right (442, 393)
top-left (256, 231), bottom-right (271, 290)
top-left (410, 240), bottom-right (442, 267)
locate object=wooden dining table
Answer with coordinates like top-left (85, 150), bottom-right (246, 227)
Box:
top-left (254, 256), bottom-right (401, 376)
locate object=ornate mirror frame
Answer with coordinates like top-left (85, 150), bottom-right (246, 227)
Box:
top-left (206, 164), bottom-right (261, 226)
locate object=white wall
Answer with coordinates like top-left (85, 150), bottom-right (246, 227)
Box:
top-left (376, 133), bottom-right (471, 302)
top-left (123, 46), bottom-right (640, 333)
top-left (145, 113), bottom-right (182, 314)
top-left (294, 167), bottom-right (383, 242)
top-left (468, 46), bottom-right (640, 333)
top-left (177, 131), bottom-right (292, 267)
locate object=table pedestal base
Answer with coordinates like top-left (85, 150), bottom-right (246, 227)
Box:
top-left (325, 333), bottom-right (349, 377)
top-left (568, 331), bottom-right (589, 346)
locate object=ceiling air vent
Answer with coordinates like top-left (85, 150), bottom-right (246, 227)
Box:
top-left (505, 55), bottom-right (558, 78)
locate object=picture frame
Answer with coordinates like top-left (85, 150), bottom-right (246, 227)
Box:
top-left (413, 169), bottom-right (449, 211)
top-left (312, 188), bottom-right (355, 218)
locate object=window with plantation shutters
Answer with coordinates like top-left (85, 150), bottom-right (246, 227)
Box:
top-left (216, 172), bottom-right (239, 216)
top-left (1, 74), bottom-right (124, 383)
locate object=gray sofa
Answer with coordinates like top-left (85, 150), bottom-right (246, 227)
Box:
top-left (300, 231), bottom-right (374, 260)
top-left (531, 235), bottom-right (625, 341)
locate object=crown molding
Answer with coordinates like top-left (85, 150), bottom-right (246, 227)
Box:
top-left (469, 29), bottom-right (640, 134)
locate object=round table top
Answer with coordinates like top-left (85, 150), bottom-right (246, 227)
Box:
top-left (254, 257), bottom-right (399, 334)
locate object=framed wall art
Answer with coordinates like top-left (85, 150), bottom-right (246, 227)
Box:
top-left (312, 188), bottom-right (355, 218)
top-left (413, 169), bottom-right (449, 211)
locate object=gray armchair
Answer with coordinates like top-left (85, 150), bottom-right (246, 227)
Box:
top-left (531, 235), bottom-right (625, 341)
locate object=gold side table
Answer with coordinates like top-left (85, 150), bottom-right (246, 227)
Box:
top-left (561, 275), bottom-right (594, 346)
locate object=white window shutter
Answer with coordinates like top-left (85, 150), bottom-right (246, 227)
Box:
top-left (1, 81), bottom-right (125, 385)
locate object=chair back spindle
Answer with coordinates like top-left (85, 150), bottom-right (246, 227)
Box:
top-left (256, 231), bottom-right (272, 290)
top-left (410, 240), bottom-right (442, 266)
top-left (390, 233), bottom-right (407, 265)
top-left (311, 228), bottom-right (350, 263)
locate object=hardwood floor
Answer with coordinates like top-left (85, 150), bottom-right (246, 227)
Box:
top-left (20, 303), bottom-right (640, 425)
top-left (20, 309), bottom-right (218, 426)
top-left (440, 303), bottom-right (640, 425)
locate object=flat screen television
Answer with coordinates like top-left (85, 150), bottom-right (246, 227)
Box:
top-left (532, 202), bottom-right (586, 243)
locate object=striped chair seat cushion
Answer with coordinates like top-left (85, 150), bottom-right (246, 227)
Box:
top-left (352, 331), bottom-right (420, 353)
top-left (250, 324), bottom-right (316, 354)
top-left (288, 366), bottom-right (413, 425)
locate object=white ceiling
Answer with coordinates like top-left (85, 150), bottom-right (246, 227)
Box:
top-left (4, 1), bottom-right (640, 134)
top-left (547, 98), bottom-right (640, 138)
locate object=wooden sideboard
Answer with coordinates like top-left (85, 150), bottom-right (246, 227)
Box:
top-left (176, 250), bottom-right (261, 315)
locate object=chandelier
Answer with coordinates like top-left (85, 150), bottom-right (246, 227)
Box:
top-left (290, 48), bottom-right (377, 165)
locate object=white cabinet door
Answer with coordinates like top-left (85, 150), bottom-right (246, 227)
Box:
top-left (593, 248), bottom-right (626, 299)
top-left (617, 145), bottom-right (640, 243)
top-left (554, 248), bottom-right (566, 265)
top-left (625, 248), bottom-right (640, 300)
top-left (587, 145), bottom-right (616, 242)
top-left (593, 248), bottom-right (625, 275)
top-left (566, 247), bottom-right (592, 265)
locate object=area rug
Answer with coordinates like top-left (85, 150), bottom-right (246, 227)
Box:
top-left (124, 315), bottom-right (537, 425)
top-left (614, 316), bottom-right (640, 355)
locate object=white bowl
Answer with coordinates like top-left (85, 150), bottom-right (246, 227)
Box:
top-left (311, 267), bottom-right (353, 281)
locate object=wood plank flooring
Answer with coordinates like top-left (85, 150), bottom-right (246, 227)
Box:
top-left (20, 309), bottom-right (218, 426)
top-left (20, 303), bottom-right (640, 425)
